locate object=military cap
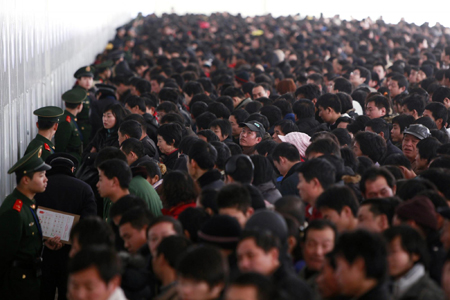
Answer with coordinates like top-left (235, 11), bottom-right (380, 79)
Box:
top-left (95, 60), bottom-right (114, 71)
top-left (109, 50), bottom-right (125, 61)
top-left (62, 89), bottom-right (87, 104)
top-left (73, 66), bottom-right (94, 79)
top-left (33, 106), bottom-right (64, 123)
top-left (8, 146), bottom-right (51, 175)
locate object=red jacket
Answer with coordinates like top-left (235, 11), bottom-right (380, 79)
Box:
top-left (161, 202), bottom-right (196, 219)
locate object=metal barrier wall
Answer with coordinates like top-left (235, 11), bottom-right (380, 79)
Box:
top-left (0, 0), bottom-right (133, 201)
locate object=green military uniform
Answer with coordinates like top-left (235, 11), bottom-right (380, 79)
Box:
top-left (54, 89), bottom-right (86, 164)
top-left (24, 106), bottom-right (64, 161)
top-left (73, 66), bottom-right (96, 146)
top-left (0, 146), bottom-right (51, 300)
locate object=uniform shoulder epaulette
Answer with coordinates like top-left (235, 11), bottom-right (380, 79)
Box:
top-left (66, 116), bottom-right (71, 123)
top-left (44, 143), bottom-right (51, 151)
top-left (13, 199), bottom-right (23, 212)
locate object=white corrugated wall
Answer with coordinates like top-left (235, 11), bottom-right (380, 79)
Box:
top-left (0, 0), bottom-right (134, 202)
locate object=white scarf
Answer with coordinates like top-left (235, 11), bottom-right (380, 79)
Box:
top-left (391, 263), bottom-right (425, 300)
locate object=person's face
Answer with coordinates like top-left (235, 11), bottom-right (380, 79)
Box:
top-left (387, 236), bottom-right (417, 279)
top-left (237, 238), bottom-right (278, 276)
top-left (402, 134), bottom-right (420, 161)
top-left (303, 228), bottom-right (335, 271)
top-left (441, 220), bottom-right (450, 251)
top-left (225, 285), bottom-right (259, 300)
top-left (373, 66), bottom-right (385, 80)
top-left (409, 69), bottom-right (418, 84)
top-left (211, 126), bottom-right (226, 141)
top-left (319, 208), bottom-right (348, 233)
top-left (177, 277), bottom-right (222, 300)
top-left (272, 125), bottom-right (284, 143)
top-left (28, 171), bottom-right (48, 193)
top-left (353, 141), bottom-right (363, 157)
top-left (317, 258), bottom-right (341, 299)
top-left (318, 106), bottom-right (333, 123)
top-left (229, 116), bottom-right (241, 137)
top-left (402, 105), bottom-right (415, 118)
top-left (239, 127), bottom-right (261, 147)
top-left (357, 205), bottom-right (385, 233)
top-left (335, 256), bottom-right (362, 297)
top-left (219, 208), bottom-right (249, 228)
top-left (297, 173), bottom-right (318, 205)
top-left (327, 81), bottom-right (336, 93)
top-left (78, 76), bottom-right (93, 90)
top-left (365, 101), bottom-right (385, 119)
top-left (69, 236), bottom-right (81, 258)
top-left (102, 110), bottom-right (116, 129)
top-left (350, 69), bottom-right (364, 86)
top-left (156, 110), bottom-right (166, 120)
top-left (68, 266), bottom-right (117, 300)
top-left (96, 169), bottom-right (114, 198)
top-left (119, 222), bottom-right (147, 254)
top-left (391, 123), bottom-right (403, 143)
top-left (157, 135), bottom-right (175, 155)
top-left (151, 80), bottom-right (161, 94)
top-left (147, 222), bottom-right (177, 257)
top-left (118, 130), bottom-right (127, 145)
top-left (364, 176), bottom-right (395, 199)
top-left (442, 262), bottom-right (450, 300)
top-left (252, 86), bottom-right (268, 99)
top-left (124, 103), bottom-right (141, 115)
top-left (389, 80), bottom-right (404, 98)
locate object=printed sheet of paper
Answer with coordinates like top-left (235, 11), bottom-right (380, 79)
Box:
top-left (36, 207), bottom-right (80, 244)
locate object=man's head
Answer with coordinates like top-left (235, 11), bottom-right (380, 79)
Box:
top-left (423, 102), bottom-right (448, 130)
top-left (391, 114), bottom-right (416, 143)
top-left (334, 230), bottom-right (388, 297)
top-left (292, 99), bottom-right (315, 120)
top-left (118, 207), bottom-right (153, 254)
top-left (316, 185), bottom-right (359, 233)
top-left (96, 159), bottom-right (131, 199)
top-left (118, 120), bottom-right (142, 145)
top-left (296, 158), bottom-right (336, 206)
top-left (360, 167), bottom-right (396, 199)
top-left (365, 95), bottom-right (390, 119)
top-left (416, 137), bottom-right (441, 171)
top-left (357, 198), bottom-right (400, 233)
top-left (305, 138), bottom-right (341, 159)
top-left (316, 93), bottom-right (342, 124)
top-left (401, 94), bottom-right (425, 119)
top-left (252, 83), bottom-right (271, 99)
top-left (225, 273), bottom-right (275, 300)
top-left (331, 77), bottom-right (352, 94)
top-left (187, 139), bottom-right (218, 179)
top-left (229, 110), bottom-right (250, 138)
top-left (394, 195), bottom-right (438, 234)
top-left (402, 124), bottom-right (431, 162)
top-left (124, 95), bottom-right (146, 115)
top-left (350, 67), bottom-right (371, 86)
top-left (224, 155), bottom-right (254, 184)
top-left (239, 121), bottom-right (265, 148)
top-left (271, 142), bottom-right (301, 176)
top-left (210, 119), bottom-right (232, 142)
top-left (302, 220), bottom-right (337, 272)
top-left (353, 131), bottom-right (387, 164)
top-left (217, 184), bottom-right (254, 228)
top-left (432, 86), bottom-right (450, 108)
top-left (120, 138), bottom-right (145, 166)
top-left (146, 216), bottom-right (183, 257)
top-left (388, 74), bottom-right (408, 98)
top-left (383, 225), bottom-right (429, 279)
top-left (237, 230), bottom-right (281, 276)
top-left (152, 236), bottom-right (192, 282)
top-left (177, 245), bottom-right (228, 300)
top-left (67, 246), bottom-right (121, 300)
top-left (223, 87), bottom-right (246, 108)
top-left (365, 118), bottom-right (390, 141)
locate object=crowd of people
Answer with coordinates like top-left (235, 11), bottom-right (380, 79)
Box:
top-left (4, 10), bottom-right (450, 300)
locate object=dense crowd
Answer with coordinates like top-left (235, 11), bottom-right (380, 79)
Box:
top-left (4, 10), bottom-right (450, 300)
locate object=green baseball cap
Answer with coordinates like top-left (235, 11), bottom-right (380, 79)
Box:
top-left (73, 66), bottom-right (94, 79)
top-left (8, 146), bottom-right (51, 175)
top-left (33, 106), bottom-right (64, 123)
top-left (62, 89), bottom-right (87, 104)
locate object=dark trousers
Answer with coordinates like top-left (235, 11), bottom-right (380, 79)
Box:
top-left (40, 246), bottom-right (70, 300)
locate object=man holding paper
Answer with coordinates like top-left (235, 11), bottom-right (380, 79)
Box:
top-left (0, 146), bottom-right (61, 300)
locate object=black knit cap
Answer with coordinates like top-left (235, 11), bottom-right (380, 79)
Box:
top-left (198, 215), bottom-right (242, 250)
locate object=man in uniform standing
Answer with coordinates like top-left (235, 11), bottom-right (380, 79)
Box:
top-left (0, 146), bottom-right (60, 300)
top-left (73, 66), bottom-right (96, 146)
top-left (55, 89), bottom-right (86, 164)
top-left (24, 106), bottom-right (64, 161)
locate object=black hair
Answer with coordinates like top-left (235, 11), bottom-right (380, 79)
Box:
top-left (211, 141), bottom-right (231, 171)
top-left (37, 119), bottom-right (57, 130)
top-left (216, 96), bottom-right (235, 113)
top-left (161, 170), bottom-right (199, 208)
top-left (147, 215), bottom-right (183, 236)
top-left (159, 87), bottom-right (181, 104)
top-left (296, 158), bottom-right (336, 189)
top-left (260, 105), bottom-right (283, 128)
top-left (294, 84), bottom-right (321, 101)
top-left (419, 168), bottom-right (450, 200)
top-left (250, 155), bottom-right (275, 186)
top-left (209, 119), bottom-right (232, 139)
top-left (303, 219), bottom-right (338, 242)
top-left (120, 138), bottom-right (145, 158)
top-left (402, 94), bottom-right (426, 116)
top-left (110, 195), bottom-right (148, 220)
top-left (316, 93), bottom-right (342, 114)
top-left (97, 159), bottom-right (131, 189)
top-left (217, 183), bottom-right (252, 213)
top-left (197, 129), bottom-right (220, 142)
top-left (383, 225), bottom-right (429, 270)
top-left (189, 94), bottom-right (213, 111)
top-left (240, 229), bottom-right (281, 252)
top-left (316, 185), bottom-right (359, 217)
top-left (231, 109), bottom-right (250, 124)
top-left (196, 112), bottom-right (217, 131)
top-left (188, 139), bottom-right (217, 171)
top-left (392, 114), bottom-right (416, 133)
top-left (177, 245), bottom-right (228, 288)
top-left (413, 116), bottom-right (437, 130)
top-left (190, 102), bottom-right (209, 119)
top-left (103, 103), bottom-right (128, 130)
top-left (382, 153), bottom-right (412, 170)
top-left (68, 246), bottom-right (122, 283)
top-left (157, 123), bottom-right (183, 148)
top-left (119, 206), bottom-right (153, 230)
top-left (354, 131), bottom-right (387, 163)
top-left (245, 101), bottom-right (262, 115)
top-left (126, 95), bottom-right (146, 113)
top-left (360, 198), bottom-right (401, 227)
top-left (333, 77), bottom-right (352, 94)
top-left (366, 95), bottom-right (391, 113)
top-left (336, 92), bottom-right (353, 114)
top-left (156, 236), bottom-right (192, 268)
top-left (208, 102), bottom-right (231, 119)
top-left (254, 139), bottom-right (278, 156)
top-left (417, 137), bottom-right (441, 164)
top-left (305, 138), bottom-right (341, 158)
top-left (425, 102), bottom-right (448, 126)
top-left (391, 74), bottom-right (409, 89)
top-left (178, 207), bottom-right (211, 243)
top-left (273, 120), bottom-right (298, 135)
top-left (292, 99), bottom-right (315, 119)
top-left (65, 102), bottom-right (83, 110)
top-left (69, 216), bottom-right (115, 248)
top-left (273, 99), bottom-right (293, 116)
top-left (432, 86), bottom-right (450, 103)
top-left (95, 146), bottom-right (127, 167)
top-left (157, 101), bottom-right (179, 114)
top-left (230, 273), bottom-right (275, 300)
top-left (225, 155), bottom-right (254, 184)
top-left (360, 167), bottom-right (396, 196)
top-left (183, 81), bottom-right (205, 97)
top-left (331, 128), bottom-right (352, 147)
top-left (160, 112), bottom-right (185, 126)
top-left (272, 142), bottom-right (301, 163)
top-left (119, 120), bottom-right (142, 139)
top-left (347, 115), bottom-right (371, 135)
top-left (223, 86), bottom-right (245, 99)
top-left (334, 229), bottom-right (387, 281)
top-left (365, 118), bottom-right (390, 141)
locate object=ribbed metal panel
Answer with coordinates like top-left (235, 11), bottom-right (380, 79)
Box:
top-left (0, 0), bottom-right (133, 202)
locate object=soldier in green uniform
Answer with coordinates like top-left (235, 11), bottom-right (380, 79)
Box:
top-left (54, 89), bottom-right (86, 164)
top-left (73, 66), bottom-right (96, 146)
top-left (0, 146), bottom-right (60, 300)
top-left (94, 60), bottom-right (114, 85)
top-left (24, 106), bottom-right (64, 161)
